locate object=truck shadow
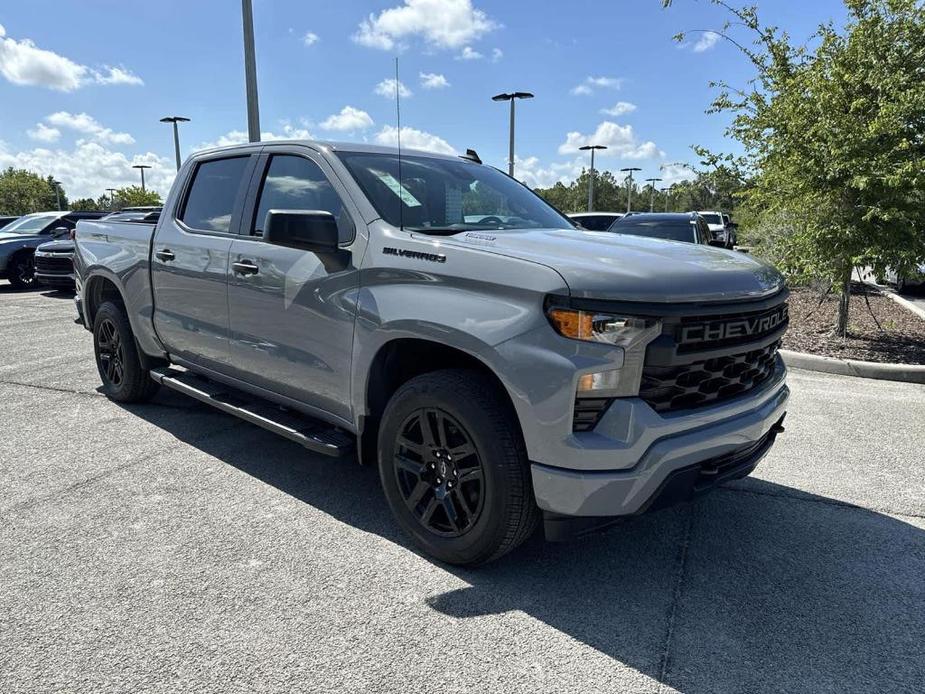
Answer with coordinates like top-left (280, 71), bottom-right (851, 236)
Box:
top-left (121, 394), bottom-right (924, 693)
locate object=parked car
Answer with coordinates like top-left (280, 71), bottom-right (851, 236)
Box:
top-left (883, 263), bottom-right (925, 293)
top-left (567, 212), bottom-right (625, 231)
top-left (0, 215), bottom-right (19, 230)
top-left (75, 141), bottom-right (789, 566)
top-left (696, 210), bottom-right (733, 248)
top-left (610, 212), bottom-right (714, 245)
top-left (722, 213), bottom-right (738, 248)
top-left (34, 209), bottom-right (161, 290)
top-left (0, 211), bottom-right (106, 289)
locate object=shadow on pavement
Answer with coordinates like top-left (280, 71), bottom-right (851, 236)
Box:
top-left (121, 396), bottom-right (925, 693)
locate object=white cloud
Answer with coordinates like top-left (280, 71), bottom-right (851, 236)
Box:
top-left (659, 162), bottom-right (697, 186)
top-left (375, 78), bottom-right (412, 99)
top-left (558, 121), bottom-right (664, 160)
top-left (93, 66), bottom-right (143, 86)
top-left (0, 140), bottom-right (174, 199)
top-left (302, 31), bottom-right (320, 46)
top-left (353, 0), bottom-right (498, 51)
top-left (320, 106), bottom-right (374, 131)
top-left (45, 111), bottom-right (135, 145)
top-left (27, 122), bottom-right (61, 143)
top-left (0, 24), bottom-right (142, 91)
top-left (419, 71), bottom-right (449, 89)
top-left (457, 46), bottom-right (482, 60)
top-left (570, 75), bottom-right (623, 96)
top-left (600, 101), bottom-right (637, 117)
top-left (693, 31), bottom-right (720, 52)
top-left (491, 47), bottom-right (503, 62)
top-left (374, 125), bottom-right (455, 155)
top-left (194, 123), bottom-right (314, 151)
top-left (514, 155), bottom-right (573, 189)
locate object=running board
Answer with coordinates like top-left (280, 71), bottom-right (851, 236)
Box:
top-left (150, 366), bottom-right (353, 458)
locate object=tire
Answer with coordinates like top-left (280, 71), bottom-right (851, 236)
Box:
top-left (93, 301), bottom-right (160, 403)
top-left (7, 251), bottom-right (36, 290)
top-left (378, 369), bottom-right (539, 566)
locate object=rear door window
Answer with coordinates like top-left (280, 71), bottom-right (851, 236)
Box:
top-left (180, 157), bottom-right (251, 233)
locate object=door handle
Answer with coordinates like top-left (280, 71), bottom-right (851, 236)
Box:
top-left (232, 260), bottom-right (259, 276)
top-left (155, 248), bottom-right (175, 262)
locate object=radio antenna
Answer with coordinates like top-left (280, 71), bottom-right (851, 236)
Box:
top-left (395, 56), bottom-right (404, 231)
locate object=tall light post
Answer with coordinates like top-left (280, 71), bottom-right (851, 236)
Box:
top-left (241, 0), bottom-right (261, 143)
top-left (579, 144), bottom-right (607, 212)
top-left (661, 187), bottom-right (671, 212)
top-left (620, 167), bottom-right (641, 213)
top-left (645, 177), bottom-right (662, 212)
top-left (491, 92), bottom-right (534, 178)
top-left (52, 180), bottom-right (62, 211)
top-left (106, 188), bottom-right (117, 209)
top-left (160, 116), bottom-right (190, 171)
top-left (132, 164), bottom-right (152, 192)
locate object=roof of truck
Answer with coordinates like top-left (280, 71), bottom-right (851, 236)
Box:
top-left (193, 140), bottom-right (464, 162)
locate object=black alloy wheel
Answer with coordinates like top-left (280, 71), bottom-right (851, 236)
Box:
top-left (394, 408), bottom-right (485, 537)
top-left (95, 317), bottom-right (126, 388)
top-left (9, 253), bottom-right (36, 289)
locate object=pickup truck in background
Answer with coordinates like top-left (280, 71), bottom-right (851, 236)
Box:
top-left (74, 141), bottom-right (789, 565)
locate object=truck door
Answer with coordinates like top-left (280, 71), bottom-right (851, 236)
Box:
top-left (225, 149), bottom-right (363, 424)
top-left (151, 153), bottom-right (257, 371)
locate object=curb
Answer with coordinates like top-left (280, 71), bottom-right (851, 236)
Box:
top-left (863, 281), bottom-right (925, 321)
top-left (780, 349), bottom-right (925, 384)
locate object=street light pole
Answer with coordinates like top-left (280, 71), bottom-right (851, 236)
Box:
top-left (491, 92), bottom-right (534, 178)
top-left (106, 188), bottom-right (117, 209)
top-left (52, 180), bottom-right (62, 211)
top-left (661, 187), bottom-right (670, 212)
top-left (160, 116), bottom-right (190, 171)
top-left (241, 0), bottom-right (261, 143)
top-left (645, 177), bottom-right (662, 212)
top-left (132, 165), bottom-right (152, 192)
top-left (620, 167), bottom-right (641, 213)
top-left (579, 144), bottom-right (607, 212)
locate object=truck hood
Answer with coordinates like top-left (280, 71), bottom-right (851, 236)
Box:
top-left (448, 228), bottom-right (785, 303)
top-left (36, 239), bottom-right (74, 253)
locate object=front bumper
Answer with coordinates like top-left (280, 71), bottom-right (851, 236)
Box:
top-left (35, 271), bottom-right (76, 287)
top-left (530, 359), bottom-right (789, 523)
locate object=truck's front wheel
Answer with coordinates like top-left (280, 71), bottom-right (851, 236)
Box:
top-left (93, 301), bottom-right (160, 403)
top-left (378, 369), bottom-right (538, 566)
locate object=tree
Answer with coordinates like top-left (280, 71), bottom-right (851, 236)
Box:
top-left (0, 168), bottom-right (63, 215)
top-left (111, 186), bottom-right (162, 210)
top-left (670, 0), bottom-right (925, 336)
top-left (69, 197), bottom-right (100, 211)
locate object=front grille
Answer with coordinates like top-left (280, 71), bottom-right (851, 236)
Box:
top-left (675, 303), bottom-right (789, 353)
top-left (640, 340), bottom-right (780, 413)
top-left (34, 255), bottom-right (73, 274)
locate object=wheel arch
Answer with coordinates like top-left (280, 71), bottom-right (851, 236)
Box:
top-left (358, 337), bottom-right (523, 466)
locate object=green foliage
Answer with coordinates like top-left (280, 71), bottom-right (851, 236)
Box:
top-left (111, 186), bottom-right (162, 210)
top-left (672, 0), bottom-right (925, 336)
top-left (69, 197), bottom-right (100, 212)
top-left (0, 168), bottom-right (65, 215)
top-left (535, 170), bottom-right (639, 213)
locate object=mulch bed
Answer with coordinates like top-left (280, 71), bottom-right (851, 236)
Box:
top-left (782, 282), bottom-right (925, 365)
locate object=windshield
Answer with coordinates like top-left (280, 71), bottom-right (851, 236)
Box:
top-left (612, 220), bottom-right (696, 243)
top-left (701, 213), bottom-right (723, 225)
top-left (337, 152), bottom-right (573, 233)
top-left (0, 213), bottom-right (58, 235)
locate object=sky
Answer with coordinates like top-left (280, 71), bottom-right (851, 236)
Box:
top-left (0, 0), bottom-right (849, 201)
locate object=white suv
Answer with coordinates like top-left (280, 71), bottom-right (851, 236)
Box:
top-left (696, 211), bottom-right (731, 248)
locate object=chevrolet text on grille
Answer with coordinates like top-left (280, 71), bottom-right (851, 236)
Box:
top-left (680, 305), bottom-right (789, 345)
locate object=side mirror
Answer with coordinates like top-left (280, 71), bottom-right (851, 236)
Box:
top-left (51, 226), bottom-right (70, 238)
top-left (708, 239), bottom-right (726, 248)
top-left (264, 210), bottom-right (339, 253)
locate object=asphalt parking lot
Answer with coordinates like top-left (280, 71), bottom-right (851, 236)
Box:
top-left (1, 283), bottom-right (923, 694)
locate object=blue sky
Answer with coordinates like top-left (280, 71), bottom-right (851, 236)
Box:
top-left (0, 0), bottom-right (847, 200)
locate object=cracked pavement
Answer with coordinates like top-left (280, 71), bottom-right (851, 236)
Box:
top-left (1, 284), bottom-right (923, 693)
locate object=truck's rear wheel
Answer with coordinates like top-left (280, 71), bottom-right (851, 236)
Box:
top-left (7, 251), bottom-right (36, 290)
top-left (93, 301), bottom-right (159, 403)
top-left (378, 369), bottom-right (538, 566)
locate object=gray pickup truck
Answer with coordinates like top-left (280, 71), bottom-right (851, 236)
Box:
top-left (74, 141), bottom-right (789, 565)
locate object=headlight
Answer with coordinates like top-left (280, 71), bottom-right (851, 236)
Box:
top-left (547, 307), bottom-right (662, 399)
top-left (547, 308), bottom-right (656, 346)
